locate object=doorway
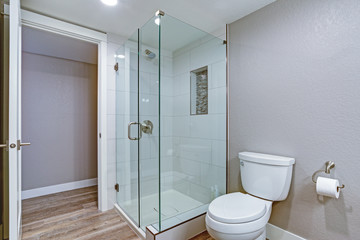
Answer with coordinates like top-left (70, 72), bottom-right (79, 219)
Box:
top-left (3, 5), bottom-right (108, 239)
top-left (21, 26), bottom-right (98, 199)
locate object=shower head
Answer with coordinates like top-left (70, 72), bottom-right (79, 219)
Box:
top-left (145, 49), bottom-right (156, 59)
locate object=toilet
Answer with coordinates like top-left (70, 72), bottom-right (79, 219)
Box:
top-left (206, 152), bottom-right (295, 240)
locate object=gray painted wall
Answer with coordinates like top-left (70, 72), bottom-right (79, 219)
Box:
top-left (22, 26), bottom-right (98, 65)
top-left (228, 0), bottom-right (360, 239)
top-left (22, 52), bottom-right (98, 190)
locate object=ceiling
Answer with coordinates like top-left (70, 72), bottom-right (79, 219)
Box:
top-left (21, 0), bottom-right (276, 40)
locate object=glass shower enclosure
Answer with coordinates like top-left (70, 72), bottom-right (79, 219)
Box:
top-left (115, 11), bottom-right (227, 232)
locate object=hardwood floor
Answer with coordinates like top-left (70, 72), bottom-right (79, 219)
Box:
top-left (21, 186), bottom-right (140, 240)
top-left (190, 231), bottom-right (215, 240)
top-left (21, 186), bottom-right (216, 240)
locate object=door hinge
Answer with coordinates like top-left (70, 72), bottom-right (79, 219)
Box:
top-left (114, 62), bottom-right (118, 72)
top-left (115, 183), bottom-right (119, 192)
top-left (99, 133), bottom-right (101, 138)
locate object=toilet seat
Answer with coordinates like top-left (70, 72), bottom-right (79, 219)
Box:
top-left (208, 192), bottom-right (266, 224)
top-left (206, 192), bottom-right (272, 235)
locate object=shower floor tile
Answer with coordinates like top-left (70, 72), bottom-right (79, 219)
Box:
top-left (121, 189), bottom-right (205, 230)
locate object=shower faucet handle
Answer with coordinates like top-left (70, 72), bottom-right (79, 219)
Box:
top-left (141, 120), bottom-right (153, 134)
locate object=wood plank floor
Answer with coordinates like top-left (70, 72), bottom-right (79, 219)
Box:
top-left (190, 231), bottom-right (214, 240)
top-left (21, 186), bottom-right (215, 240)
top-left (21, 186), bottom-right (140, 240)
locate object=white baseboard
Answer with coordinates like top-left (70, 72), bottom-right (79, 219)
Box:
top-left (266, 223), bottom-right (306, 240)
top-left (22, 178), bottom-right (98, 200)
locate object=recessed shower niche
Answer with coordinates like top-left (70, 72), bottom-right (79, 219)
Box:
top-left (191, 66), bottom-right (208, 115)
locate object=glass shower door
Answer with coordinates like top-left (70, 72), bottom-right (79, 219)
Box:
top-left (116, 17), bottom-right (161, 230)
top-left (115, 30), bottom-right (140, 225)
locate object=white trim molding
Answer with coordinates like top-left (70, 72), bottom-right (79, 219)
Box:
top-left (21, 9), bottom-right (106, 43)
top-left (22, 178), bottom-right (98, 200)
top-left (97, 40), bottom-right (108, 211)
top-left (266, 223), bottom-right (306, 240)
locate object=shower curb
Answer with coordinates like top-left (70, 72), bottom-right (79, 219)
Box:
top-left (145, 214), bottom-right (206, 240)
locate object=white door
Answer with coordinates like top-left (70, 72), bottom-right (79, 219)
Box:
top-left (8, 1), bottom-right (26, 239)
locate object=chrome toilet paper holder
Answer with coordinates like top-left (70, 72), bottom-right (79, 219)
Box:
top-left (312, 161), bottom-right (345, 192)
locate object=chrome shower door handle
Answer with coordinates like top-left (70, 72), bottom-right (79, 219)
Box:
top-left (128, 122), bottom-right (142, 140)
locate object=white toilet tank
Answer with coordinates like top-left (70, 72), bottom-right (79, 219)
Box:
top-left (238, 152), bottom-right (295, 201)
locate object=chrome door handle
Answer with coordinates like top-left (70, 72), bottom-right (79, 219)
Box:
top-left (17, 140), bottom-right (31, 151)
top-left (128, 122), bottom-right (142, 140)
top-left (0, 140), bottom-right (13, 151)
top-left (0, 140), bottom-right (8, 150)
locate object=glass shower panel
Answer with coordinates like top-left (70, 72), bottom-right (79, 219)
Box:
top-left (115, 30), bottom-right (140, 225)
top-left (157, 14), bottom-right (227, 231)
top-left (116, 10), bottom-right (226, 233)
top-left (138, 16), bottom-right (160, 230)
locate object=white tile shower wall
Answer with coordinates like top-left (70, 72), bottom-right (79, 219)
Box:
top-left (171, 37), bottom-right (226, 203)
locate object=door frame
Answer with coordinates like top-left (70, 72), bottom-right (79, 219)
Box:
top-left (20, 9), bottom-right (109, 211)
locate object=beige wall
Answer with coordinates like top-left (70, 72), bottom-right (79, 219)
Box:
top-left (22, 52), bottom-right (98, 190)
top-left (228, 0), bottom-right (360, 239)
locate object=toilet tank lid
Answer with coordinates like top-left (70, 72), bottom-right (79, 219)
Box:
top-left (238, 152), bottom-right (295, 166)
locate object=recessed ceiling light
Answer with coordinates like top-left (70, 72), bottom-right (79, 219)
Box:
top-left (101, 0), bottom-right (118, 6)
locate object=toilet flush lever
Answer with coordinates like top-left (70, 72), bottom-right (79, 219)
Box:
top-left (240, 161), bottom-right (244, 166)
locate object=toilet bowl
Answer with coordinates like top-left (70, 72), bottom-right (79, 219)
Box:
top-left (206, 192), bottom-right (272, 240)
top-left (206, 152), bottom-right (295, 240)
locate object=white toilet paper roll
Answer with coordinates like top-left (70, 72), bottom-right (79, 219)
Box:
top-left (316, 176), bottom-right (340, 199)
